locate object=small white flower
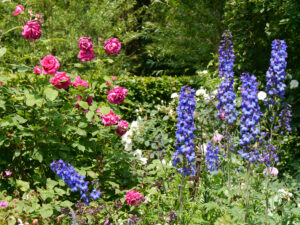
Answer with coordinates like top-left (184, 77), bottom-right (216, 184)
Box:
top-left (202, 70), bottom-right (208, 74)
top-left (290, 80), bottom-right (298, 89)
top-left (257, 91), bottom-right (267, 100)
top-left (287, 73), bottom-right (292, 79)
top-left (161, 159), bottom-right (166, 165)
top-left (134, 149), bottom-right (142, 158)
top-left (140, 157), bottom-right (148, 165)
top-left (211, 90), bottom-right (218, 97)
top-left (196, 88), bottom-right (207, 96)
top-left (131, 121), bottom-right (139, 130)
top-left (144, 196), bottom-right (151, 203)
top-left (171, 93), bottom-right (178, 99)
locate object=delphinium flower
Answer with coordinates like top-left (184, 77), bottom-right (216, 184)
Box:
top-left (172, 85), bottom-right (196, 176)
top-left (238, 73), bottom-right (261, 163)
top-left (51, 159), bottom-right (101, 205)
top-left (205, 142), bottom-right (220, 172)
top-left (276, 104), bottom-right (292, 134)
top-left (216, 30), bottom-right (238, 124)
top-left (265, 40), bottom-right (288, 104)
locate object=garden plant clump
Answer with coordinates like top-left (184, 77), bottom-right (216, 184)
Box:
top-left (0, 2), bottom-right (299, 225)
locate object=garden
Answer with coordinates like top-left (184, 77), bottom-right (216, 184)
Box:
top-left (0, 1), bottom-right (299, 224)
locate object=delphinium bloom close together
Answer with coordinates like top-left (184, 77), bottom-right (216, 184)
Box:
top-left (265, 40), bottom-right (288, 104)
top-left (77, 37), bottom-right (95, 62)
top-left (22, 20), bottom-right (42, 41)
top-left (172, 85), bottom-right (196, 176)
top-left (107, 86), bottom-right (128, 105)
top-left (205, 142), bottom-right (220, 172)
top-left (125, 190), bottom-right (143, 206)
top-left (238, 73), bottom-right (261, 163)
top-left (216, 30), bottom-right (237, 124)
top-left (49, 72), bottom-right (71, 89)
top-left (104, 38), bottom-right (121, 55)
top-left (51, 160), bottom-right (100, 205)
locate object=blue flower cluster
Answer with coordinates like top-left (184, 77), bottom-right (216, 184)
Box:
top-left (216, 30), bottom-right (238, 124)
top-left (172, 86), bottom-right (196, 176)
top-left (51, 159), bottom-right (101, 205)
top-left (205, 142), bottom-right (220, 172)
top-left (238, 73), bottom-right (261, 163)
top-left (277, 104), bottom-right (292, 134)
top-left (265, 40), bottom-right (288, 104)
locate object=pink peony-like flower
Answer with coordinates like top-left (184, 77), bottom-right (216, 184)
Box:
top-left (115, 120), bottom-right (129, 136)
top-left (78, 37), bottom-right (93, 51)
top-left (72, 76), bottom-right (88, 89)
top-left (13, 5), bottom-right (24, 16)
top-left (40, 55), bottom-right (60, 75)
top-left (106, 81), bottom-right (111, 86)
top-left (77, 49), bottom-right (95, 62)
top-left (111, 76), bottom-right (116, 81)
top-left (125, 190), bottom-right (143, 206)
top-left (22, 20), bottom-right (42, 41)
top-left (104, 38), bottom-right (121, 55)
top-left (49, 72), bottom-right (71, 89)
top-left (107, 86), bottom-right (128, 105)
top-left (0, 201), bottom-right (8, 208)
top-left (263, 167), bottom-right (279, 177)
top-left (35, 14), bottom-right (41, 19)
top-left (102, 110), bottom-right (120, 127)
top-left (1, 170), bottom-right (12, 178)
top-left (213, 132), bottom-right (223, 143)
top-left (0, 82), bottom-right (3, 86)
top-left (33, 66), bottom-right (42, 75)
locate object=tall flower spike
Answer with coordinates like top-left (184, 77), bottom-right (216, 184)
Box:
top-left (205, 142), bottom-right (220, 172)
top-left (172, 86), bottom-right (196, 176)
top-left (216, 30), bottom-right (237, 124)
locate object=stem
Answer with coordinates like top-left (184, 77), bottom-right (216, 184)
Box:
top-left (265, 176), bottom-right (270, 225)
top-left (227, 144), bottom-right (231, 187)
top-left (179, 174), bottom-right (184, 224)
top-left (245, 166), bottom-right (250, 223)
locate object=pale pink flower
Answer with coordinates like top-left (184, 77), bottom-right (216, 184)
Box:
top-left (115, 120), bottom-right (129, 136)
top-left (102, 110), bottom-right (120, 126)
top-left (112, 76), bottom-right (116, 81)
top-left (72, 76), bottom-right (88, 89)
top-left (98, 37), bottom-right (103, 41)
top-left (106, 81), bottom-right (111, 86)
top-left (125, 190), bottom-right (143, 206)
top-left (263, 167), bottom-right (279, 177)
top-left (28, 10), bottom-right (33, 15)
top-left (35, 14), bottom-right (41, 19)
top-left (107, 86), bottom-right (128, 105)
top-left (1, 170), bottom-right (12, 178)
top-left (40, 55), bottom-right (60, 75)
top-left (104, 38), bottom-right (121, 55)
top-left (22, 20), bottom-right (42, 41)
top-left (33, 66), bottom-right (42, 75)
top-left (13, 5), bottom-right (24, 16)
top-left (0, 201), bottom-right (8, 208)
top-left (49, 72), bottom-right (71, 89)
top-left (213, 132), bottom-right (223, 143)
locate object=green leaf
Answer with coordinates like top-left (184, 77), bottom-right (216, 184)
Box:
top-left (86, 110), bottom-right (94, 120)
top-left (16, 180), bottom-right (30, 192)
top-left (46, 178), bottom-right (58, 189)
top-left (54, 187), bottom-right (66, 196)
top-left (76, 128), bottom-right (87, 136)
top-left (40, 204), bottom-right (53, 218)
top-left (60, 200), bottom-right (73, 208)
top-left (0, 100), bottom-right (6, 110)
top-left (79, 101), bottom-right (89, 109)
top-left (44, 88), bottom-right (58, 101)
top-left (0, 47), bottom-right (7, 58)
top-left (100, 106), bottom-right (110, 115)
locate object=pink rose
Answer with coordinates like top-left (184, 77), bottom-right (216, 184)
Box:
top-left (115, 120), bottom-right (129, 136)
top-left (107, 86), bottom-right (128, 105)
top-left (102, 110), bottom-right (120, 127)
top-left (77, 49), bottom-right (95, 62)
top-left (22, 20), bottom-right (42, 41)
top-left (33, 66), bottom-right (42, 75)
top-left (112, 76), bottom-right (116, 81)
top-left (98, 37), bottom-right (103, 41)
top-left (106, 81), bottom-right (111, 86)
top-left (35, 14), bottom-right (41, 19)
top-left (0, 82), bottom-right (3, 86)
top-left (125, 190), bottom-right (143, 206)
top-left (28, 10), bottom-right (33, 15)
top-left (78, 37), bottom-right (93, 51)
top-left (0, 201), bottom-right (8, 208)
top-left (263, 167), bottom-right (278, 177)
top-left (49, 72), bottom-right (71, 89)
top-left (40, 55), bottom-right (60, 75)
top-left (13, 5), bottom-right (24, 16)
top-left (72, 76), bottom-right (88, 89)
top-left (1, 170), bottom-right (12, 178)
top-left (87, 96), bottom-right (93, 106)
top-left (104, 38), bottom-right (121, 55)
top-left (213, 132), bottom-right (223, 143)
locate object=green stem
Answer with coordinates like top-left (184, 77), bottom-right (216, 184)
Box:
top-left (245, 166), bottom-right (250, 223)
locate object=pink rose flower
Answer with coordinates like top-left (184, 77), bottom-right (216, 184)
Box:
top-left (49, 72), bottom-right (71, 89)
top-left (263, 167), bottom-right (278, 177)
top-left (28, 10), bottom-right (33, 15)
top-left (35, 14), bottom-right (41, 19)
top-left (104, 38), bottom-right (121, 55)
top-left (1, 170), bottom-right (12, 178)
top-left (33, 66), bottom-right (42, 75)
top-left (72, 76), bottom-right (88, 89)
top-left (98, 37), bottom-right (103, 41)
top-left (77, 49), bottom-right (95, 62)
top-left (87, 96), bottom-right (93, 106)
top-left (125, 190), bottom-right (143, 206)
top-left (0, 201), bottom-right (8, 208)
top-left (0, 82), bottom-right (3, 86)
top-left (213, 132), bottom-right (223, 143)
top-left (78, 37), bottom-right (94, 51)
top-left (106, 81), bottom-right (111, 86)
top-left (115, 120), bottom-right (129, 136)
top-left (40, 55), bottom-right (60, 75)
top-left (22, 20), bottom-right (42, 41)
top-left (102, 110), bottom-right (120, 126)
top-left (13, 5), bottom-right (24, 16)
top-left (111, 76), bottom-right (116, 81)
top-left (107, 86), bottom-right (128, 105)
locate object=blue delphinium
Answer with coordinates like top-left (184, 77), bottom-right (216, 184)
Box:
top-left (172, 85), bottom-right (196, 176)
top-left (238, 73), bottom-right (261, 163)
top-left (216, 30), bottom-right (238, 124)
top-left (205, 142), bottom-right (220, 172)
top-left (51, 159), bottom-right (101, 205)
top-left (277, 104), bottom-right (292, 134)
top-left (265, 40), bottom-right (288, 104)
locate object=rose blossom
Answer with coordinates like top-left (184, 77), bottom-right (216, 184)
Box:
top-left (102, 110), bottom-right (120, 126)
top-left (22, 20), bottom-right (42, 41)
top-left (49, 72), bottom-right (71, 89)
top-left (104, 38), bottom-right (121, 55)
top-left (107, 86), bottom-right (128, 105)
top-left (72, 76), bottom-right (88, 89)
top-left (1, 170), bottom-right (12, 178)
top-left (0, 201), bottom-right (8, 208)
top-left (263, 167), bottom-right (279, 177)
top-left (13, 5), bottom-right (24, 16)
top-left (112, 76), bottom-right (116, 81)
top-left (33, 66), bottom-right (42, 75)
top-left (0, 82), bottom-right (3, 86)
top-left (78, 37), bottom-right (93, 51)
top-left (106, 81), bottom-right (111, 86)
top-left (125, 190), bottom-right (143, 206)
top-left (77, 49), bottom-right (95, 62)
top-left (115, 120), bottom-right (129, 136)
top-left (35, 14), bottom-right (41, 19)
top-left (212, 132), bottom-right (223, 143)
top-left (40, 55), bottom-right (60, 75)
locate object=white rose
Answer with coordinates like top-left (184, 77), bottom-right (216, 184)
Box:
top-left (140, 157), bottom-right (147, 165)
top-left (257, 91), bottom-right (267, 100)
top-left (171, 93), bottom-right (178, 99)
top-left (290, 80), bottom-right (298, 89)
top-left (196, 88), bottom-right (207, 96)
top-left (134, 149), bottom-right (142, 158)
